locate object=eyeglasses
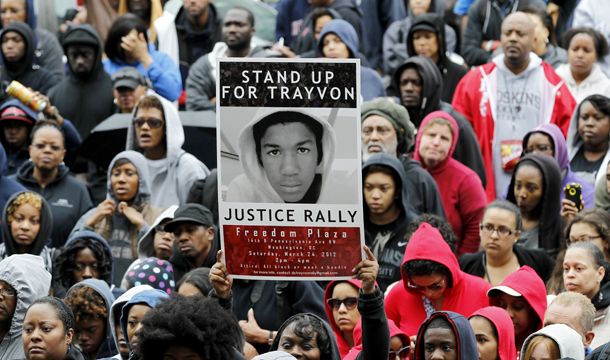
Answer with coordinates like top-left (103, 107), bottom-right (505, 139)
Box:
top-left (32, 143), bottom-right (63, 151)
top-left (0, 287), bottom-right (16, 297)
top-left (326, 297), bottom-right (358, 311)
top-left (566, 235), bottom-right (602, 247)
top-left (479, 224), bottom-right (519, 237)
top-left (154, 225), bottom-right (167, 234)
top-left (389, 346), bottom-right (411, 360)
top-left (524, 145), bottom-right (554, 154)
top-left (134, 117), bottom-right (164, 129)
top-left (406, 276), bottom-right (446, 292)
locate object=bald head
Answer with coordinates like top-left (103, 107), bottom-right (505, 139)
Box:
top-left (501, 12), bottom-right (537, 71)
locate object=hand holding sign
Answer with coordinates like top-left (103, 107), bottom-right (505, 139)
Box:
top-left (352, 245), bottom-right (379, 294)
top-left (209, 250), bottom-right (233, 298)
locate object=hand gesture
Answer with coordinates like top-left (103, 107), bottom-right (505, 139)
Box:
top-left (120, 30), bottom-right (153, 68)
top-left (118, 201), bottom-right (145, 230)
top-left (85, 199), bottom-right (115, 227)
top-left (239, 309), bottom-right (268, 344)
top-left (209, 250), bottom-right (233, 298)
top-left (561, 198), bottom-right (582, 224)
top-left (352, 245), bottom-right (379, 294)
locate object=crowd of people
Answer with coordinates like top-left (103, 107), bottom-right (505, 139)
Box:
top-left (0, 0), bottom-right (610, 359)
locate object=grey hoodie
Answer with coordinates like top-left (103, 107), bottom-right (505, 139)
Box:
top-left (137, 205), bottom-right (178, 260)
top-left (126, 94), bottom-right (210, 208)
top-left (520, 324), bottom-right (584, 360)
top-left (0, 254), bottom-right (51, 360)
top-left (108, 285), bottom-right (154, 359)
top-left (66, 279), bottom-right (118, 360)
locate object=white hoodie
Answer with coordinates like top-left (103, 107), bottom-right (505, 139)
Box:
top-left (556, 63), bottom-right (610, 104)
top-left (521, 324), bottom-right (584, 360)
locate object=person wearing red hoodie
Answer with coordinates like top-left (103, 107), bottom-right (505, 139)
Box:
top-left (385, 223), bottom-right (491, 336)
top-left (469, 307), bottom-right (517, 360)
top-left (487, 266), bottom-right (547, 356)
top-left (324, 280), bottom-right (363, 357)
top-left (414, 110), bottom-right (487, 256)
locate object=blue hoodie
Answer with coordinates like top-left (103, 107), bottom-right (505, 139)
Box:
top-left (315, 19), bottom-right (386, 101)
top-left (414, 311), bottom-right (479, 360)
top-left (120, 289), bottom-right (169, 352)
top-left (67, 279), bottom-right (119, 360)
top-left (0, 143), bottom-right (25, 243)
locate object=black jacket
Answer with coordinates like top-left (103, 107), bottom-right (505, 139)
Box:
top-left (462, 0), bottom-right (546, 66)
top-left (406, 13), bottom-right (467, 103)
top-left (0, 21), bottom-right (58, 103)
top-left (392, 56), bottom-right (487, 187)
top-left (168, 228), bottom-right (219, 282)
top-left (458, 245), bottom-right (556, 283)
top-left (400, 154), bottom-right (446, 218)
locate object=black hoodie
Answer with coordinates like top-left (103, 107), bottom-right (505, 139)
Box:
top-left (0, 21), bottom-right (58, 103)
top-left (414, 311), bottom-right (479, 360)
top-left (506, 154), bottom-right (565, 258)
top-left (391, 56), bottom-right (487, 187)
top-left (406, 13), bottom-right (467, 103)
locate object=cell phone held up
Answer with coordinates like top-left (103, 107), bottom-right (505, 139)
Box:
top-left (564, 182), bottom-right (583, 211)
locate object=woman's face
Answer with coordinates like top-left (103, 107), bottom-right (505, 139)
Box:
top-left (563, 247), bottom-right (605, 300)
top-left (23, 303), bottom-right (72, 360)
top-left (497, 293), bottom-right (539, 338)
top-left (529, 342), bottom-right (552, 360)
top-left (525, 133), bottom-right (554, 157)
top-left (322, 33), bottom-right (350, 59)
top-left (513, 165), bottom-right (543, 215)
top-left (568, 33), bottom-right (598, 78)
top-left (72, 247), bottom-right (101, 284)
top-left (177, 282), bottom-right (203, 297)
top-left (313, 15), bottom-right (332, 41)
top-left (29, 127), bottom-right (66, 173)
top-left (410, 0), bottom-right (431, 16)
top-left (162, 345), bottom-right (204, 360)
top-left (0, 0), bottom-right (27, 26)
top-left (568, 222), bottom-right (608, 256)
top-left (578, 101), bottom-right (610, 148)
top-left (74, 318), bottom-right (106, 356)
top-left (153, 219), bottom-right (174, 261)
top-left (413, 30), bottom-right (439, 61)
top-left (418, 122), bottom-right (453, 169)
top-left (278, 323), bottom-right (322, 360)
top-left (10, 203), bottom-right (41, 250)
top-left (111, 162), bottom-right (139, 202)
top-left (469, 317), bottom-right (499, 360)
top-left (480, 208), bottom-right (520, 258)
top-left (330, 282), bottom-right (360, 334)
top-left (126, 304), bottom-right (152, 354)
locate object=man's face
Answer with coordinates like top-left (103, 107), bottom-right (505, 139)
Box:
top-left (501, 13), bottom-right (535, 67)
top-left (128, 0), bottom-right (151, 19)
top-left (364, 172), bottom-right (398, 216)
top-left (0, 280), bottom-right (17, 325)
top-left (260, 122), bottom-right (319, 203)
top-left (399, 67), bottom-right (423, 109)
top-left (222, 9), bottom-right (255, 51)
top-left (2, 120), bottom-right (29, 150)
top-left (183, 0), bottom-right (210, 18)
top-left (0, 0), bottom-right (27, 26)
top-left (134, 107), bottom-right (165, 150)
top-left (543, 303), bottom-right (591, 348)
top-left (2, 31), bottom-right (25, 63)
top-left (74, 318), bottom-right (106, 356)
top-left (423, 327), bottom-right (457, 360)
top-left (322, 33), bottom-right (350, 59)
top-left (114, 85), bottom-right (146, 114)
top-left (67, 44), bottom-right (96, 77)
top-left (172, 222), bottom-right (214, 263)
top-left (361, 115), bottom-right (398, 162)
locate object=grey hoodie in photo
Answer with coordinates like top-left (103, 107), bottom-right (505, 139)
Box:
top-left (126, 94), bottom-right (210, 208)
top-left (0, 254), bottom-right (51, 360)
top-left (520, 324), bottom-right (585, 360)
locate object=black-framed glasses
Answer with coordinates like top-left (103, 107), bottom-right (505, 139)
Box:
top-left (524, 145), bottom-right (554, 154)
top-left (154, 225), bottom-right (167, 234)
top-left (389, 346), bottom-right (411, 360)
top-left (406, 276), bottom-right (446, 292)
top-left (479, 224), bottom-right (519, 237)
top-left (32, 143), bottom-right (63, 151)
top-left (0, 287), bottom-right (16, 297)
top-left (326, 297), bottom-right (358, 311)
top-left (134, 117), bottom-right (164, 129)
top-left (566, 235), bottom-right (602, 247)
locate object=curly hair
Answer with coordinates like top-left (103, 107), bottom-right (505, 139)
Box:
top-left (27, 297), bottom-right (75, 334)
top-left (273, 314), bottom-right (332, 360)
top-left (54, 237), bottom-right (113, 289)
top-left (7, 192), bottom-right (42, 222)
top-left (64, 286), bottom-right (108, 322)
top-left (138, 294), bottom-right (237, 360)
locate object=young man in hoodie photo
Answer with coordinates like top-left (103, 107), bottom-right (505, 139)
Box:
top-left (453, 12), bottom-right (576, 202)
top-left (186, 7), bottom-right (268, 111)
top-left (413, 311), bottom-right (479, 360)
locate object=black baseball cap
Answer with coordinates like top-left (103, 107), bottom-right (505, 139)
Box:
top-left (111, 66), bottom-right (147, 90)
top-left (164, 204), bottom-right (214, 232)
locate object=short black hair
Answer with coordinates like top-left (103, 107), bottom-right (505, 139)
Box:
top-left (578, 94), bottom-right (610, 119)
top-left (363, 163), bottom-right (402, 206)
top-left (138, 294), bottom-right (238, 360)
top-left (402, 259), bottom-right (451, 279)
top-left (30, 120), bottom-right (65, 144)
top-left (273, 314), bottom-right (332, 360)
top-left (252, 112), bottom-right (324, 167)
top-left (105, 14), bottom-right (149, 63)
top-left (312, 9), bottom-right (334, 29)
top-left (54, 237), bottom-right (113, 290)
top-left (226, 6), bottom-right (255, 27)
top-left (522, 6), bottom-right (557, 47)
top-left (404, 215), bottom-right (457, 254)
top-left (27, 297), bottom-right (75, 334)
top-left (427, 316), bottom-right (452, 331)
top-left (563, 27), bottom-right (609, 57)
top-left (176, 267), bottom-right (214, 296)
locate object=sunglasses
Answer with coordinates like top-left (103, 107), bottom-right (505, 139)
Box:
top-left (134, 117), bottom-right (164, 129)
top-left (406, 276), bottom-right (446, 292)
top-left (389, 345), bottom-right (411, 360)
top-left (326, 297), bottom-right (358, 311)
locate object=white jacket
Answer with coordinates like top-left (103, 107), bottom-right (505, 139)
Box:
top-left (556, 63), bottom-right (610, 104)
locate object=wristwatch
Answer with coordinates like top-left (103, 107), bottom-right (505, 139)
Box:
top-left (267, 331), bottom-right (274, 345)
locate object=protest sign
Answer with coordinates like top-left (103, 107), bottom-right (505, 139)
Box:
top-left (216, 58), bottom-right (364, 280)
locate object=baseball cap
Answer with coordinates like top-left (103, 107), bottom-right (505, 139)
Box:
top-left (111, 67), bottom-right (147, 90)
top-left (164, 204), bottom-right (214, 233)
top-left (487, 285), bottom-right (523, 298)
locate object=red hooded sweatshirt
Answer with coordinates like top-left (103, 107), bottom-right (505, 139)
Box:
top-left (487, 266), bottom-right (547, 336)
top-left (470, 307), bottom-right (517, 360)
top-left (414, 111), bottom-right (487, 256)
top-left (324, 280), bottom-right (363, 358)
top-left (343, 319), bottom-right (408, 360)
top-left (385, 223), bottom-right (492, 336)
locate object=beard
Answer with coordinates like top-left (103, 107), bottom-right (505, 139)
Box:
top-left (361, 138), bottom-right (398, 163)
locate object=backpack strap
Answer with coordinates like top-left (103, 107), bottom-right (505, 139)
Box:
top-left (597, 342), bottom-right (610, 360)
